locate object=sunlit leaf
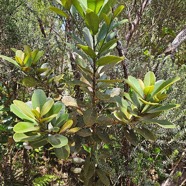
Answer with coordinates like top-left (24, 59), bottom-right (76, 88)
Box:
top-left (13, 122), bottom-right (39, 133)
top-left (50, 6), bottom-right (69, 18)
top-left (96, 55), bottom-right (124, 66)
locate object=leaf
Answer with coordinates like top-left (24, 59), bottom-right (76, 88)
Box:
top-left (72, 0), bottom-right (85, 17)
top-left (47, 134), bottom-right (68, 148)
top-left (151, 77), bottom-right (180, 97)
top-left (83, 109), bottom-right (96, 127)
top-left (145, 119), bottom-right (176, 128)
top-left (99, 38), bottom-right (118, 54)
top-left (13, 133), bottom-right (41, 142)
top-left (139, 97), bottom-right (159, 105)
top-left (99, 0), bottom-right (115, 15)
top-left (50, 6), bottom-right (69, 18)
top-left (0, 55), bottom-right (20, 67)
top-left (22, 76), bottom-right (37, 87)
top-left (13, 122), bottom-right (39, 133)
top-left (85, 10), bottom-right (99, 35)
top-left (77, 44), bottom-right (96, 59)
top-left (96, 169), bottom-right (110, 186)
top-left (13, 100), bottom-right (35, 119)
top-left (125, 76), bottom-right (144, 98)
top-left (54, 145), bottom-right (70, 159)
top-left (144, 85), bottom-right (154, 95)
top-left (62, 96), bottom-right (78, 107)
top-left (113, 5), bottom-right (124, 18)
top-left (77, 129), bottom-right (92, 137)
top-left (32, 89), bottom-right (47, 110)
top-left (61, 0), bottom-right (72, 10)
top-left (101, 13), bottom-right (111, 25)
top-left (29, 135), bottom-right (48, 148)
top-left (97, 79), bottom-right (123, 83)
top-left (59, 120), bottom-right (73, 133)
top-left (67, 127), bottom-right (81, 134)
top-left (96, 55), bottom-right (124, 66)
top-left (41, 99), bottom-right (54, 117)
top-left (32, 50), bottom-right (44, 64)
top-left (10, 104), bottom-right (35, 122)
top-left (47, 102), bottom-right (64, 116)
top-left (97, 23), bottom-right (108, 43)
top-left (147, 104), bottom-right (179, 113)
top-left (123, 128), bottom-right (138, 146)
top-left (87, 0), bottom-right (104, 14)
top-left (144, 71), bottom-right (156, 87)
top-left (135, 127), bottom-right (156, 141)
top-left (83, 27), bottom-right (93, 48)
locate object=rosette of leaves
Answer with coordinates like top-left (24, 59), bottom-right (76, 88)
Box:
top-left (114, 71), bottom-right (180, 144)
top-left (10, 89), bottom-right (80, 159)
top-left (0, 45), bottom-right (44, 72)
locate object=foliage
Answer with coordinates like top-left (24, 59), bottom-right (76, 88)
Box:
top-left (0, 0), bottom-right (185, 185)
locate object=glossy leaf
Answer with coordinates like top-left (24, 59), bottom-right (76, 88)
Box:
top-left (13, 122), bottom-right (39, 133)
top-left (13, 100), bottom-right (35, 119)
top-left (67, 127), bottom-right (81, 134)
top-left (77, 44), bottom-right (96, 58)
top-left (99, 39), bottom-right (118, 54)
top-left (123, 128), bottom-right (138, 146)
top-left (72, 0), bottom-right (85, 17)
top-left (147, 104), bottom-right (178, 113)
top-left (41, 99), bottom-right (54, 117)
top-left (10, 104), bottom-right (35, 122)
top-left (85, 10), bottom-right (99, 35)
top-left (13, 133), bottom-right (41, 142)
top-left (135, 127), bottom-right (156, 141)
top-left (144, 71), bottom-right (156, 87)
top-left (32, 89), bottom-right (47, 109)
top-left (151, 77), bottom-right (180, 96)
top-left (48, 134), bottom-right (68, 148)
top-left (83, 27), bottom-right (93, 48)
top-left (125, 76), bottom-right (144, 98)
top-left (59, 120), bottom-right (73, 133)
top-left (50, 6), bottom-right (68, 18)
top-left (54, 145), bottom-right (70, 159)
top-left (22, 76), bottom-right (37, 87)
top-left (0, 55), bottom-right (20, 67)
top-left (87, 0), bottom-right (104, 14)
top-left (146, 119), bottom-right (176, 128)
top-left (113, 5), bottom-right (124, 18)
top-left (96, 55), bottom-right (124, 66)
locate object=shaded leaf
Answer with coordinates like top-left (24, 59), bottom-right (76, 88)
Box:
top-left (50, 6), bottom-right (68, 18)
top-left (96, 55), bottom-right (124, 66)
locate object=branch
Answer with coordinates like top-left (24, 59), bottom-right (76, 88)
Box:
top-left (125, 0), bottom-right (150, 47)
top-left (164, 27), bottom-right (186, 54)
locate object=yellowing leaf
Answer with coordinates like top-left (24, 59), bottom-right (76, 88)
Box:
top-left (60, 120), bottom-right (73, 133)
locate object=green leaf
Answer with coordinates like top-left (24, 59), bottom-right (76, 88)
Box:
top-left (22, 76), bottom-right (37, 87)
top-left (32, 50), bottom-right (44, 64)
top-left (54, 144), bottom-right (70, 159)
top-left (13, 100), bottom-right (35, 119)
top-left (87, 0), bottom-right (104, 14)
top-left (48, 134), bottom-right (68, 148)
top-left (145, 119), bottom-right (176, 128)
top-left (123, 128), bottom-right (138, 146)
top-left (50, 6), bottom-right (69, 18)
top-left (77, 44), bottom-right (96, 58)
top-left (59, 120), bottom-right (73, 133)
top-left (72, 0), bottom-right (85, 17)
top-left (47, 102), bottom-right (64, 116)
top-left (99, 38), bottom-right (118, 54)
top-left (32, 89), bottom-right (47, 110)
top-left (13, 122), bottom-right (39, 133)
top-left (144, 85), bottom-right (154, 95)
top-left (125, 76), bottom-right (144, 98)
top-left (83, 109), bottom-right (97, 127)
top-left (139, 97), bottom-right (159, 105)
top-left (10, 104), bottom-right (35, 122)
top-left (135, 127), bottom-right (156, 141)
top-left (85, 10), bottom-right (99, 35)
top-left (97, 23), bottom-right (108, 43)
top-left (83, 27), bottom-right (93, 48)
top-left (151, 77), bottom-right (180, 97)
top-left (99, 0), bottom-right (115, 15)
top-left (96, 55), bottom-right (124, 66)
top-left (29, 135), bottom-right (48, 148)
top-left (147, 104), bottom-right (178, 113)
top-left (0, 55), bottom-right (20, 67)
top-left (77, 129), bottom-right (92, 137)
top-left (61, 0), bottom-right (72, 10)
top-left (96, 169), bottom-right (110, 186)
top-left (13, 133), bottom-right (41, 142)
top-left (41, 99), bottom-right (54, 117)
top-left (113, 5), bottom-right (124, 18)
top-left (67, 127), bottom-right (81, 134)
top-left (144, 71), bottom-right (156, 87)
